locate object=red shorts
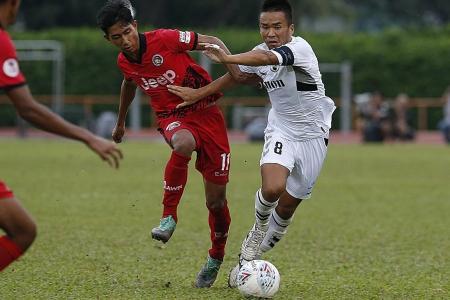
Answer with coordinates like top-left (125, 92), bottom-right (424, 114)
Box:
top-left (0, 181), bottom-right (14, 200)
top-left (158, 105), bottom-right (230, 185)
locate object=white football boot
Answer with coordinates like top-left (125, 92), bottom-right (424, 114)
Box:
top-left (228, 224), bottom-right (265, 288)
top-left (240, 223), bottom-right (265, 262)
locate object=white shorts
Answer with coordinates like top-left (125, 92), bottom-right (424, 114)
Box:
top-left (260, 133), bottom-right (328, 199)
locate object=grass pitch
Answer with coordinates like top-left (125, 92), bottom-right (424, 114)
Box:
top-left (0, 139), bottom-right (449, 299)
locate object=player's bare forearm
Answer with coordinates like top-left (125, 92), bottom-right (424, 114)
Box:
top-left (223, 65), bottom-right (262, 86)
top-left (197, 34), bottom-right (231, 54)
top-left (205, 73), bottom-right (238, 94)
top-left (224, 50), bottom-right (279, 66)
top-left (196, 35), bottom-right (244, 80)
top-left (7, 85), bottom-right (94, 143)
top-left (220, 58), bottom-right (261, 86)
top-left (196, 38), bottom-right (261, 85)
top-left (7, 85), bottom-right (123, 168)
top-left (204, 45), bottom-right (278, 66)
top-left (117, 79), bottom-right (136, 126)
top-left (168, 73), bottom-right (238, 108)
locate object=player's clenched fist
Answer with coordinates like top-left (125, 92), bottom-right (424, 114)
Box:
top-left (112, 124), bottom-right (125, 143)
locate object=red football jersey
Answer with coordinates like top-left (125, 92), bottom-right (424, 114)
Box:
top-left (0, 29), bottom-right (26, 91)
top-left (117, 29), bottom-right (222, 119)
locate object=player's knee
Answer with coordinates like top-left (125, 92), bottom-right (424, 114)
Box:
top-left (261, 185), bottom-right (284, 202)
top-left (172, 137), bottom-right (195, 156)
top-left (24, 222), bottom-right (37, 250)
top-left (171, 130), bottom-right (196, 156)
top-left (14, 219), bottom-right (37, 251)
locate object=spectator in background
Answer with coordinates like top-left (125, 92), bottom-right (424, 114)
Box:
top-left (438, 86), bottom-right (450, 144)
top-left (95, 111), bottom-right (117, 139)
top-left (353, 92), bottom-right (370, 135)
top-left (360, 91), bottom-right (391, 142)
top-left (390, 93), bottom-right (415, 141)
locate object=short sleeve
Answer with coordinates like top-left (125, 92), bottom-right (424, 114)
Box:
top-left (158, 29), bottom-right (198, 52)
top-left (270, 45), bottom-right (294, 66)
top-left (270, 39), bottom-right (313, 68)
top-left (0, 33), bottom-right (26, 90)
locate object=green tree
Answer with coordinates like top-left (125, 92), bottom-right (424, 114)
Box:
top-left (17, 0), bottom-right (450, 31)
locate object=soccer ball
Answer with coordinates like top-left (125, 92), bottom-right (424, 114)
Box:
top-left (237, 260), bottom-right (280, 299)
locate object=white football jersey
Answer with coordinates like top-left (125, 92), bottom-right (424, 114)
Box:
top-left (239, 36), bottom-right (336, 141)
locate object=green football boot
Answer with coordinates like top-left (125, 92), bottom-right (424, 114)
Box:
top-left (195, 255), bottom-right (223, 288)
top-left (151, 215), bottom-right (176, 243)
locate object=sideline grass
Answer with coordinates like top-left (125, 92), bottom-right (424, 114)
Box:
top-left (0, 140), bottom-right (449, 299)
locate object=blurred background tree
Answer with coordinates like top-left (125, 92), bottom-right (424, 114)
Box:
top-left (4, 0), bottom-right (450, 129)
top-left (18, 0), bottom-right (450, 31)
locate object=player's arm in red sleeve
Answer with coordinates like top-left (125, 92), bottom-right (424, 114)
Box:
top-left (0, 36), bottom-right (26, 90)
top-left (7, 85), bottom-right (122, 168)
top-left (112, 78), bottom-right (137, 143)
top-left (159, 29), bottom-right (198, 52)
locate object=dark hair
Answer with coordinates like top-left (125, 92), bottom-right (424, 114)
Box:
top-left (261, 0), bottom-right (293, 25)
top-left (97, 0), bottom-right (135, 34)
top-left (0, 0), bottom-right (8, 4)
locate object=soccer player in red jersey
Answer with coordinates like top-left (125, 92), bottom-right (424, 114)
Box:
top-left (0, 0), bottom-right (123, 272)
top-left (97, 0), bottom-right (234, 287)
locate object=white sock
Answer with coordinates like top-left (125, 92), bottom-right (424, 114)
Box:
top-left (254, 188), bottom-right (278, 231)
top-left (260, 209), bottom-right (293, 253)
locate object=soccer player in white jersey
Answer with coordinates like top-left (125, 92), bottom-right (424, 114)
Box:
top-left (168, 0), bottom-right (335, 287)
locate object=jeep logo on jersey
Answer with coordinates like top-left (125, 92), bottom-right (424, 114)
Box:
top-left (152, 54), bottom-right (164, 67)
top-left (263, 80), bottom-right (285, 90)
top-left (3, 58), bottom-right (20, 78)
top-left (179, 31), bottom-right (191, 44)
top-left (140, 70), bottom-right (176, 90)
top-left (166, 121), bottom-right (181, 131)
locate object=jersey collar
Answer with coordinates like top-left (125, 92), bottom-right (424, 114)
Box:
top-left (123, 33), bottom-right (147, 64)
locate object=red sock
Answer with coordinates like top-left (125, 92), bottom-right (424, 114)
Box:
top-left (208, 200), bottom-right (231, 260)
top-left (162, 151), bottom-right (191, 222)
top-left (0, 236), bottom-right (23, 271)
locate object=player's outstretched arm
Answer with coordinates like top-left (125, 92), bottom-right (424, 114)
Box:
top-left (196, 43), bottom-right (261, 86)
top-left (195, 34), bottom-right (248, 81)
top-left (195, 34), bottom-right (231, 53)
top-left (7, 85), bottom-right (123, 168)
top-left (168, 73), bottom-right (239, 108)
top-left (112, 79), bottom-right (137, 143)
top-left (203, 45), bottom-right (279, 67)
top-left (195, 35), bottom-right (261, 86)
